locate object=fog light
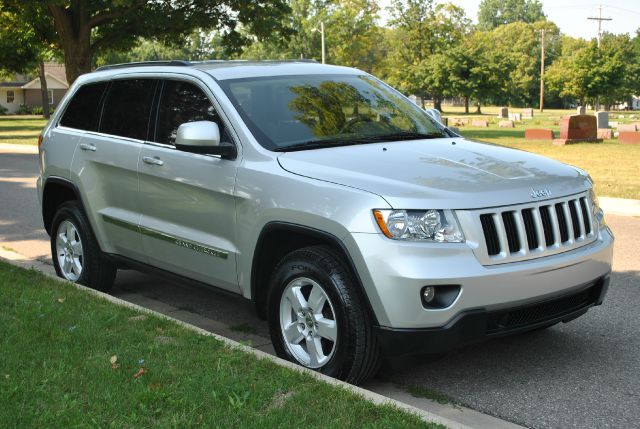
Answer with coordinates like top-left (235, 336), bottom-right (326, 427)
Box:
top-left (422, 286), bottom-right (435, 303)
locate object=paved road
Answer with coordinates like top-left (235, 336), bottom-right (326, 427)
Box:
top-left (1, 148), bottom-right (639, 429)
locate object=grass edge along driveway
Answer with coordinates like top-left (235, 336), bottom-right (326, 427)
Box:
top-left (0, 260), bottom-right (442, 428)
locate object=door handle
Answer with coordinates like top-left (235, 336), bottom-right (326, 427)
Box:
top-left (79, 143), bottom-right (96, 152)
top-left (142, 156), bottom-right (164, 166)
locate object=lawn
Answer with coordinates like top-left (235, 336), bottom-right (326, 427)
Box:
top-left (0, 260), bottom-right (439, 428)
top-left (0, 115), bottom-right (47, 145)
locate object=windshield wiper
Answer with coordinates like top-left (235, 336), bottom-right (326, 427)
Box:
top-left (274, 131), bottom-right (446, 152)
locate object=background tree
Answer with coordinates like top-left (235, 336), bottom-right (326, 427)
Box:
top-left (1, 0), bottom-right (291, 84)
top-left (0, 7), bottom-right (58, 118)
top-left (385, 0), bottom-right (469, 111)
top-left (477, 0), bottom-right (546, 31)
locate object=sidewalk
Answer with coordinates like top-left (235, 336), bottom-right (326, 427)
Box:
top-left (599, 197), bottom-right (640, 217)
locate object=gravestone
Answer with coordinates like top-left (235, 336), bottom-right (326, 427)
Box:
top-left (525, 129), bottom-right (554, 140)
top-left (618, 124), bottom-right (638, 132)
top-left (553, 115), bottom-right (602, 145)
top-left (498, 107), bottom-right (508, 118)
top-left (597, 129), bottom-right (613, 139)
top-left (499, 120), bottom-right (514, 128)
top-left (596, 111), bottom-right (609, 129)
top-left (619, 132), bottom-right (640, 144)
top-left (522, 108), bottom-right (534, 119)
top-left (577, 106), bottom-right (586, 115)
top-left (508, 113), bottom-right (522, 122)
top-left (471, 119), bottom-right (489, 127)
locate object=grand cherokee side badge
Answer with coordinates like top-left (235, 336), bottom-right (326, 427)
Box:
top-left (530, 187), bottom-right (551, 199)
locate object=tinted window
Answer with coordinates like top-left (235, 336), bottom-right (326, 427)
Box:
top-left (60, 82), bottom-right (108, 131)
top-left (100, 79), bottom-right (156, 140)
top-left (156, 80), bottom-right (222, 145)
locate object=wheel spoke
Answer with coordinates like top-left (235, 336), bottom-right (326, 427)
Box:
top-left (305, 336), bottom-right (324, 367)
top-left (307, 284), bottom-right (327, 314)
top-left (316, 317), bottom-right (337, 342)
top-left (62, 257), bottom-right (72, 273)
top-left (283, 321), bottom-right (304, 345)
top-left (284, 286), bottom-right (306, 313)
top-left (56, 233), bottom-right (68, 249)
top-left (66, 222), bottom-right (75, 241)
top-left (72, 258), bottom-right (82, 276)
top-left (71, 240), bottom-right (83, 256)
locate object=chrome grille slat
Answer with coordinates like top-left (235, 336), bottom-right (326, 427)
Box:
top-left (468, 192), bottom-right (598, 266)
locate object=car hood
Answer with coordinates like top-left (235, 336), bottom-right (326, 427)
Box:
top-left (277, 138), bottom-right (591, 209)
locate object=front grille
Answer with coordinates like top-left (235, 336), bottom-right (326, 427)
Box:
top-left (473, 193), bottom-right (596, 264)
top-left (486, 281), bottom-right (602, 334)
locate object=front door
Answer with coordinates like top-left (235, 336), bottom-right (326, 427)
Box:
top-left (137, 79), bottom-right (239, 292)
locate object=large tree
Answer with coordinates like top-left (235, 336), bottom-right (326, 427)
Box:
top-left (477, 0), bottom-right (545, 31)
top-left (1, 0), bottom-right (290, 84)
top-left (385, 0), bottom-right (470, 111)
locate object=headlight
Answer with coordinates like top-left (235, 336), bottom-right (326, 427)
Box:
top-left (373, 209), bottom-right (465, 242)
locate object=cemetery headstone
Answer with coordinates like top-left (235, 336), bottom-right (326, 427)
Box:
top-left (553, 115), bottom-right (602, 145)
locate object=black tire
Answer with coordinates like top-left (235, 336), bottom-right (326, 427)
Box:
top-left (50, 201), bottom-right (117, 292)
top-left (267, 245), bottom-right (381, 384)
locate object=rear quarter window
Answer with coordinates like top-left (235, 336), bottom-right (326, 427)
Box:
top-left (100, 79), bottom-right (156, 140)
top-left (59, 82), bottom-right (108, 131)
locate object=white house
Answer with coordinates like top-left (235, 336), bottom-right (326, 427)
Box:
top-left (0, 63), bottom-right (69, 114)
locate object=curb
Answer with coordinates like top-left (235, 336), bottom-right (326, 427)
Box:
top-left (600, 197), bottom-right (640, 217)
top-left (0, 248), bottom-right (474, 429)
top-left (0, 143), bottom-right (39, 153)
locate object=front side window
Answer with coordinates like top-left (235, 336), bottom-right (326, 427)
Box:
top-left (7, 90), bottom-right (14, 103)
top-left (155, 80), bottom-right (221, 146)
top-left (219, 74), bottom-right (446, 151)
top-left (59, 82), bottom-right (108, 131)
top-left (100, 79), bottom-right (156, 140)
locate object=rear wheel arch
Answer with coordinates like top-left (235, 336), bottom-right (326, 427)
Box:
top-left (250, 222), bottom-right (378, 325)
top-left (42, 177), bottom-right (85, 235)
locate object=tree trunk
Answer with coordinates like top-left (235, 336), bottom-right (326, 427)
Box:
top-left (49, 5), bottom-right (93, 84)
top-left (433, 97), bottom-right (442, 112)
top-left (464, 96), bottom-right (469, 114)
top-left (38, 61), bottom-right (50, 119)
top-left (475, 102), bottom-right (482, 114)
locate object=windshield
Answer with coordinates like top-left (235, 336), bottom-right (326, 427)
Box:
top-left (219, 74), bottom-right (448, 151)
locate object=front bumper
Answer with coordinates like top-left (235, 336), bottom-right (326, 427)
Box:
top-left (375, 274), bottom-right (609, 356)
top-left (345, 224), bottom-right (614, 330)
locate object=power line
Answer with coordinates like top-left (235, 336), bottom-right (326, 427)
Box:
top-left (587, 4), bottom-right (612, 47)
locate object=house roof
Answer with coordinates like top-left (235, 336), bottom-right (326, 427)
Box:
top-left (22, 72), bottom-right (69, 89)
top-left (0, 82), bottom-right (28, 88)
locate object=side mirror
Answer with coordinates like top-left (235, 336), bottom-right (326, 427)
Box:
top-left (175, 121), bottom-right (236, 159)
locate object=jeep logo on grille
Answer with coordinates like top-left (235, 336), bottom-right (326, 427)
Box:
top-left (530, 187), bottom-right (551, 199)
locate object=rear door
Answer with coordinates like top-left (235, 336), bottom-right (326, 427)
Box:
top-left (137, 78), bottom-right (240, 292)
top-left (70, 78), bottom-right (157, 260)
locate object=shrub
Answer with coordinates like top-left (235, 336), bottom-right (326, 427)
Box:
top-left (0, 105), bottom-right (8, 115)
top-left (31, 106), bottom-right (43, 115)
top-left (16, 104), bottom-right (32, 115)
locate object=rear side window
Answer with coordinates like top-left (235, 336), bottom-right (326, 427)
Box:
top-left (100, 79), bottom-right (156, 140)
top-left (59, 82), bottom-right (108, 131)
top-left (155, 80), bottom-right (221, 146)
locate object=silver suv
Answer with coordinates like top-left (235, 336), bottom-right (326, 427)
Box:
top-left (37, 60), bottom-right (614, 384)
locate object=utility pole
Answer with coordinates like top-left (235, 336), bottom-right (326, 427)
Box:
top-left (312, 22), bottom-right (326, 64)
top-left (588, 4), bottom-right (612, 48)
top-left (538, 29), bottom-right (545, 112)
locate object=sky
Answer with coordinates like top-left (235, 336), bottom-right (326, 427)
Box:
top-left (378, 0), bottom-right (640, 40)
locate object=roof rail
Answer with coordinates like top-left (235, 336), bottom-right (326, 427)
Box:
top-left (95, 60), bottom-right (191, 72)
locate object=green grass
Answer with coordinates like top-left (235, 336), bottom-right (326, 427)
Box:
top-left (0, 115), bottom-right (47, 145)
top-left (0, 261), bottom-right (441, 428)
top-left (444, 108), bottom-right (640, 200)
